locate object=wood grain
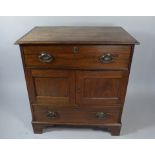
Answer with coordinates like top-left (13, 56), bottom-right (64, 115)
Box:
top-left (33, 105), bottom-right (121, 124)
top-left (76, 70), bottom-right (129, 107)
top-left (15, 27), bottom-right (139, 45)
top-left (23, 45), bottom-right (131, 70)
top-left (17, 27), bottom-right (139, 136)
top-left (31, 69), bottom-right (76, 107)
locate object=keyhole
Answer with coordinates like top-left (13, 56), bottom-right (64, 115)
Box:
top-left (73, 47), bottom-right (79, 54)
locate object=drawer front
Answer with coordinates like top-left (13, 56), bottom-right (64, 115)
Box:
top-left (23, 45), bottom-right (131, 70)
top-left (33, 105), bottom-right (121, 124)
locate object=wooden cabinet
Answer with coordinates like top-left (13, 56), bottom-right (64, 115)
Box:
top-left (16, 27), bottom-right (139, 135)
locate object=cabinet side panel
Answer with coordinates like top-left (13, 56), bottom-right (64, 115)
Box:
top-left (20, 45), bottom-right (36, 120)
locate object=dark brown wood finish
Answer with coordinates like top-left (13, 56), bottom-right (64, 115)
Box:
top-left (33, 105), bottom-right (121, 124)
top-left (23, 45), bottom-right (131, 70)
top-left (31, 69), bottom-right (76, 107)
top-left (16, 27), bottom-right (139, 136)
top-left (16, 27), bottom-right (139, 45)
top-left (76, 71), bottom-right (129, 107)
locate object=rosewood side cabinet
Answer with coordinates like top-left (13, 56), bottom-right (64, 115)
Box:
top-left (16, 27), bottom-right (139, 136)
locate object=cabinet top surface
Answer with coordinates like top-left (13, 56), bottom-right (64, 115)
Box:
top-left (16, 26), bottom-right (139, 45)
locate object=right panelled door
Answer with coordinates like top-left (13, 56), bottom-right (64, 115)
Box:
top-left (76, 71), bottom-right (129, 107)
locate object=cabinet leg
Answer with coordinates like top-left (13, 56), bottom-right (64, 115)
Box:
top-left (32, 123), bottom-right (44, 134)
top-left (108, 125), bottom-right (121, 136)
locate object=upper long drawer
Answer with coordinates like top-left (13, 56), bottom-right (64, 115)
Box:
top-left (22, 45), bottom-right (131, 70)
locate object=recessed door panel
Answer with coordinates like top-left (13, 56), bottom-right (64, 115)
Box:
top-left (76, 71), bottom-right (129, 107)
top-left (30, 70), bottom-right (76, 107)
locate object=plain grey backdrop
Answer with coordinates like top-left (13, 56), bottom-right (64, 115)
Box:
top-left (0, 16), bottom-right (155, 138)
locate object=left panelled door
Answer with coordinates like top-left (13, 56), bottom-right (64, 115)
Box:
top-left (26, 69), bottom-right (76, 107)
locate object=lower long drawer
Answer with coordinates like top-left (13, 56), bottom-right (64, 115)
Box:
top-left (33, 105), bottom-right (121, 124)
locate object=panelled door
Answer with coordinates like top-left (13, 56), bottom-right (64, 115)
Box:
top-left (29, 69), bottom-right (76, 107)
top-left (76, 71), bottom-right (129, 107)
top-left (28, 69), bottom-right (128, 107)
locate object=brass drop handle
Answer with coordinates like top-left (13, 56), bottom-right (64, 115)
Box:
top-left (46, 111), bottom-right (57, 118)
top-left (99, 53), bottom-right (113, 63)
top-left (38, 52), bottom-right (54, 63)
top-left (96, 112), bottom-right (106, 119)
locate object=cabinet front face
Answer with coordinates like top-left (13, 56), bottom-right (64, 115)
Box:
top-left (28, 69), bottom-right (76, 107)
top-left (76, 71), bottom-right (129, 107)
